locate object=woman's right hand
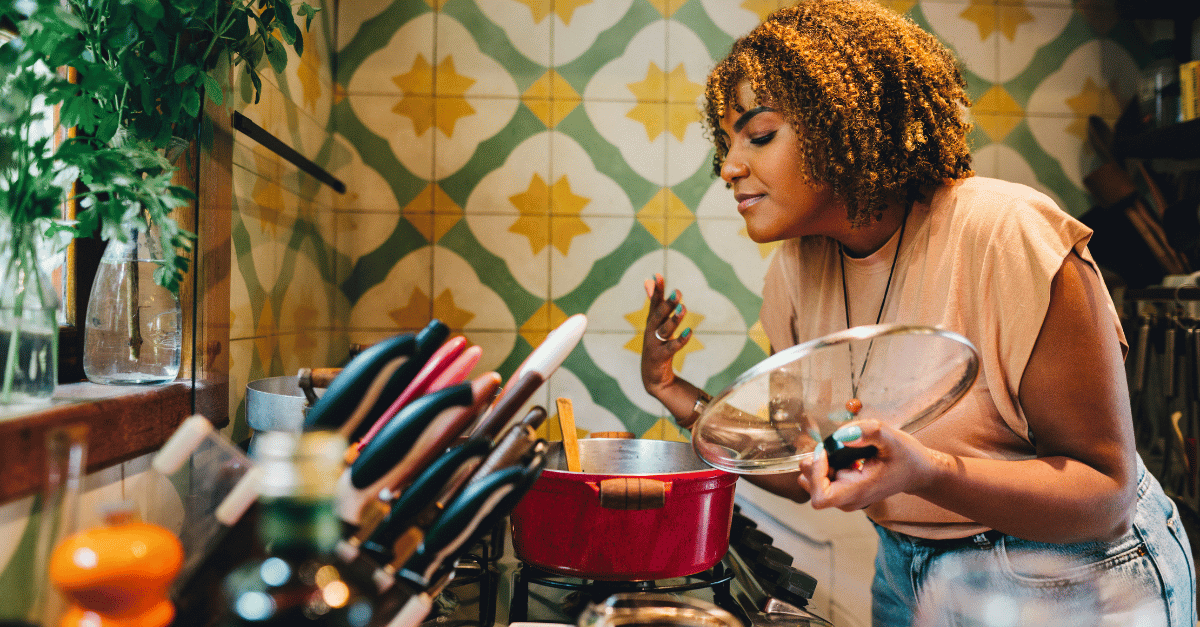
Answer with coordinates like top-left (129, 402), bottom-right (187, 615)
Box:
top-left (641, 273), bottom-right (690, 399)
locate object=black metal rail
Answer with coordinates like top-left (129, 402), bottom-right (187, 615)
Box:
top-left (232, 110), bottom-right (346, 194)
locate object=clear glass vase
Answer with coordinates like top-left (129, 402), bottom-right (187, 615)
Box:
top-left (0, 222), bottom-right (60, 406)
top-left (83, 221), bottom-right (182, 385)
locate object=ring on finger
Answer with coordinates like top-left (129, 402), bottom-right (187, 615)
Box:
top-left (654, 328), bottom-right (670, 342)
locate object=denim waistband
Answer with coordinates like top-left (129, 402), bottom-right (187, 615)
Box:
top-left (877, 525), bottom-right (1006, 551)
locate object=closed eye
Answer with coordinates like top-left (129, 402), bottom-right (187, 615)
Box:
top-left (750, 131), bottom-right (776, 146)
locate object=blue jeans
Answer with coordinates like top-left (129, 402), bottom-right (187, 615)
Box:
top-left (872, 457), bottom-right (1196, 627)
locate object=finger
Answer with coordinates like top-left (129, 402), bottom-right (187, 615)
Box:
top-left (655, 303), bottom-right (685, 339)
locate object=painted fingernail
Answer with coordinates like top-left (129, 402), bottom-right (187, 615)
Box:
top-left (644, 279), bottom-right (654, 298)
top-left (681, 328), bottom-right (692, 339)
top-left (833, 425), bottom-right (862, 443)
top-left (673, 304), bottom-right (683, 317)
top-left (812, 440), bottom-right (825, 460)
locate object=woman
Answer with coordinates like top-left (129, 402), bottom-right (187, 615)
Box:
top-left (640, 1), bottom-right (1196, 625)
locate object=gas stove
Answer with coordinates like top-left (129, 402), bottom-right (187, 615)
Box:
top-left (419, 506), bottom-right (832, 627)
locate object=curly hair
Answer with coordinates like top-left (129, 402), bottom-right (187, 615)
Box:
top-left (704, 0), bottom-right (974, 226)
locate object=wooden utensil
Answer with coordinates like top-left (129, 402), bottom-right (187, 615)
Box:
top-left (556, 397), bottom-right (582, 473)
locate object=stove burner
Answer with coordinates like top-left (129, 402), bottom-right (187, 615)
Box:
top-left (509, 560), bottom-right (737, 624)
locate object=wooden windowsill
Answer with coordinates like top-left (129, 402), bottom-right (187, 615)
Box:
top-left (0, 380), bottom-right (227, 504)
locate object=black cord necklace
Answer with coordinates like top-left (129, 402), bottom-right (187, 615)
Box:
top-left (840, 208), bottom-right (908, 412)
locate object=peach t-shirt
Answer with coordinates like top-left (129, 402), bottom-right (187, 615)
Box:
top-left (758, 176), bottom-right (1126, 539)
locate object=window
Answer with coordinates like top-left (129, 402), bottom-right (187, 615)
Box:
top-left (0, 21), bottom-right (101, 383)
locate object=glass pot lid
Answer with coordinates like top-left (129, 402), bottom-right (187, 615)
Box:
top-left (691, 323), bottom-right (979, 475)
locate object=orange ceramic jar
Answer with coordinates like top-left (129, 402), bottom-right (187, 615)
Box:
top-left (48, 513), bottom-right (184, 627)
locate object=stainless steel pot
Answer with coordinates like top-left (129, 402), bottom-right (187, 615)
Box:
top-left (245, 376), bottom-right (322, 433)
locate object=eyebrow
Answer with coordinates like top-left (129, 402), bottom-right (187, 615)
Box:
top-left (732, 106), bottom-right (774, 133)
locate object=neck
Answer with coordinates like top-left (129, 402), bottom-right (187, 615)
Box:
top-left (835, 203), bottom-right (908, 258)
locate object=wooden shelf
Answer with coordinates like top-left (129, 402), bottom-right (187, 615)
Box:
top-left (0, 380), bottom-right (227, 504)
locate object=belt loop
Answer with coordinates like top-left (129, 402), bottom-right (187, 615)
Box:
top-left (972, 531), bottom-right (997, 549)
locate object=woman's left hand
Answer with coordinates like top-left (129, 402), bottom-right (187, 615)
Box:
top-left (797, 419), bottom-right (946, 512)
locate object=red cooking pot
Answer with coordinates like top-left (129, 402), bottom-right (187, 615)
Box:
top-left (509, 438), bottom-right (737, 581)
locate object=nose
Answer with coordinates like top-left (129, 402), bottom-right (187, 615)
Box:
top-left (720, 153), bottom-right (748, 184)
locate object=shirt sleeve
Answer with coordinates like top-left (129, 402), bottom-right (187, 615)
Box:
top-left (759, 242), bottom-right (799, 354)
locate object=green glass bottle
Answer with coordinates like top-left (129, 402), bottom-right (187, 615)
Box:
top-left (219, 431), bottom-right (376, 626)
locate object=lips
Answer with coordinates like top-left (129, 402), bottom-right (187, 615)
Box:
top-left (735, 192), bottom-right (764, 213)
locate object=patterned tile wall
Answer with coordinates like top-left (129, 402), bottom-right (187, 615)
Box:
top-left (0, 0), bottom-right (1172, 617)
top-left (320, 0), bottom-right (1156, 445)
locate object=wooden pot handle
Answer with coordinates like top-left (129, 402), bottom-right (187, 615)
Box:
top-left (596, 478), bottom-right (669, 510)
top-left (588, 431), bottom-right (635, 439)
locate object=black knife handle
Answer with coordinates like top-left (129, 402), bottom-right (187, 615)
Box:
top-left (349, 382), bottom-right (475, 489)
top-left (823, 434), bottom-right (878, 472)
top-left (359, 436), bottom-right (490, 565)
top-left (305, 332), bottom-right (416, 430)
top-left (402, 446), bottom-right (547, 586)
top-left (346, 320), bottom-right (450, 442)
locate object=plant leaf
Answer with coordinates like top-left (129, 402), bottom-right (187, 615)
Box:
top-left (265, 36), bottom-right (287, 75)
top-left (203, 73), bottom-right (223, 106)
top-left (181, 89), bottom-right (200, 118)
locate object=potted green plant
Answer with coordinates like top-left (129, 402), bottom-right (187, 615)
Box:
top-left (0, 0), bottom-right (317, 395)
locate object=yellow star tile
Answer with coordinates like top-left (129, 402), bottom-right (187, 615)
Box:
top-left (432, 288), bottom-right (476, 329)
top-left (664, 189), bottom-right (695, 243)
top-left (550, 175), bottom-right (592, 255)
top-left (961, 0), bottom-right (1032, 42)
top-left (558, 0), bottom-right (593, 25)
top-left (432, 184), bottom-right (464, 242)
top-left (393, 55), bottom-right (434, 95)
top-left (668, 103), bottom-right (703, 142)
top-left (402, 185), bottom-right (435, 243)
top-left (514, 0), bottom-right (553, 22)
top-left (1066, 76), bottom-right (1124, 120)
top-left (874, 0), bottom-right (916, 16)
top-left (623, 299), bottom-right (705, 372)
top-left (436, 56), bottom-right (477, 96)
top-left (667, 64), bottom-right (705, 105)
top-left (509, 173), bottom-right (552, 254)
top-left (971, 86), bottom-right (1023, 142)
top-left (522, 71), bottom-right (581, 128)
top-left (637, 188), bottom-right (692, 245)
top-left (255, 300), bottom-right (277, 365)
top-left (405, 213), bottom-right (434, 244)
top-left (645, 0), bottom-right (685, 18)
top-left (298, 55), bottom-right (322, 112)
top-left (251, 149), bottom-right (285, 235)
top-left (333, 82), bottom-right (347, 105)
top-left (642, 416), bottom-right (690, 442)
top-left (293, 302), bottom-right (319, 355)
top-left (389, 287), bottom-right (433, 328)
top-left (627, 101), bottom-right (666, 142)
top-left (748, 320), bottom-right (771, 356)
top-left (626, 62), bottom-right (669, 141)
top-left (520, 301), bottom-right (570, 349)
top-left (740, 0), bottom-right (778, 22)
top-left (393, 94), bottom-right (434, 136)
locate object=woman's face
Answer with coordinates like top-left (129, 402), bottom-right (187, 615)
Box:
top-left (718, 81), bottom-right (846, 244)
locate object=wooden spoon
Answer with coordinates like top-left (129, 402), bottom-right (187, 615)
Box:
top-left (556, 397), bottom-right (582, 473)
